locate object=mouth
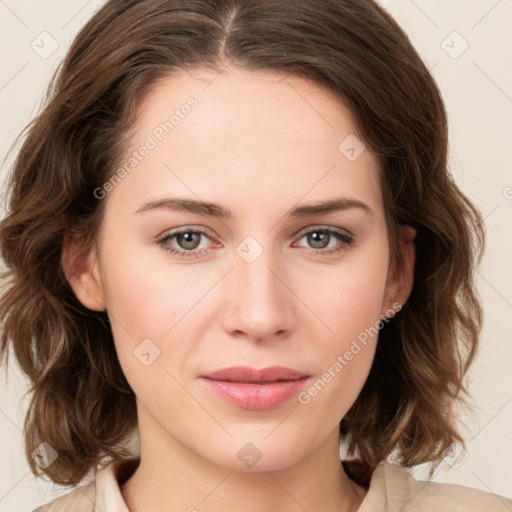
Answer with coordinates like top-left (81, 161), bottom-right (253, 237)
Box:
top-left (199, 366), bottom-right (310, 410)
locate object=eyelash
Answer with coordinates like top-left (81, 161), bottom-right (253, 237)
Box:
top-left (156, 226), bottom-right (354, 259)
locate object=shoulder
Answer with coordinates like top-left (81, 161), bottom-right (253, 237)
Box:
top-left (29, 481), bottom-right (95, 512)
top-left (363, 461), bottom-right (512, 512)
top-left (29, 457), bottom-right (138, 512)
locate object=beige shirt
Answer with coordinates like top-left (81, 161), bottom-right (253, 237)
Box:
top-left (32, 457), bottom-right (512, 511)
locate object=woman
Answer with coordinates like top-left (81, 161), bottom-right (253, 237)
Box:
top-left (1, 0), bottom-right (509, 511)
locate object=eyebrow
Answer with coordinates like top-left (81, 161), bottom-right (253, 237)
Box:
top-left (135, 196), bottom-right (374, 218)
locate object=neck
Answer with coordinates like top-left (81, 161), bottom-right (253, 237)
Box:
top-left (121, 407), bottom-right (366, 512)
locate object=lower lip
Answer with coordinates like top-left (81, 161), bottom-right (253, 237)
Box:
top-left (200, 377), bottom-right (309, 410)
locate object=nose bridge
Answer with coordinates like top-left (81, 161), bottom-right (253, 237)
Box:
top-left (222, 240), bottom-right (294, 341)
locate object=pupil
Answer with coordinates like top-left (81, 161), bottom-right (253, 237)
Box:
top-left (309, 231), bottom-right (328, 248)
top-left (180, 232), bottom-right (199, 249)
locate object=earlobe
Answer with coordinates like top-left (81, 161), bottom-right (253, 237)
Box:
top-left (61, 236), bottom-right (106, 312)
top-left (381, 224), bottom-right (416, 317)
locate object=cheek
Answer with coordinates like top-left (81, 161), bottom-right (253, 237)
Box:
top-left (100, 242), bottom-right (217, 333)
top-left (97, 241), bottom-right (205, 376)
top-left (302, 245), bottom-right (390, 346)
top-left (297, 281), bottom-right (383, 419)
top-left (295, 247), bottom-right (389, 405)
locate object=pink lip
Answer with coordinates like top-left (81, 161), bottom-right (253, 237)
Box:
top-left (200, 366), bottom-right (310, 410)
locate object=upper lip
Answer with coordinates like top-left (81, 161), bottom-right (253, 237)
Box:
top-left (201, 366), bottom-right (309, 383)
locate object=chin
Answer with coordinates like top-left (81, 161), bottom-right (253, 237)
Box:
top-left (200, 434), bottom-right (311, 473)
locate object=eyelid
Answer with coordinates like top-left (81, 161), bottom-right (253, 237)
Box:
top-left (293, 223), bottom-right (354, 240)
top-left (156, 225), bottom-right (218, 243)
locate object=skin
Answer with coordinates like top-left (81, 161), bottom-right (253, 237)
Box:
top-left (65, 66), bottom-right (415, 512)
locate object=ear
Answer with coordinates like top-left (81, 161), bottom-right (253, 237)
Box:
top-left (61, 235), bottom-right (106, 311)
top-left (381, 224), bottom-right (416, 317)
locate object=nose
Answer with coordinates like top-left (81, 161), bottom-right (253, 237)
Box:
top-left (221, 247), bottom-right (297, 343)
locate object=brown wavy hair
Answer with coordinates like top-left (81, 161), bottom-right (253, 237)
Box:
top-left (0, 0), bottom-right (485, 487)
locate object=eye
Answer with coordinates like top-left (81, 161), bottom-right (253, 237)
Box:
top-left (157, 228), bottom-right (214, 259)
top-left (157, 225), bottom-right (355, 259)
top-left (293, 226), bottom-right (354, 256)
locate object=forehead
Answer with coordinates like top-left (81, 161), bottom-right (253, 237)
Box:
top-left (110, 66), bottom-right (383, 220)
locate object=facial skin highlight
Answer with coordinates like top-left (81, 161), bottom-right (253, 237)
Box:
top-left (66, 66), bottom-right (415, 512)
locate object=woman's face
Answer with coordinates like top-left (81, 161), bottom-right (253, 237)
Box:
top-left (68, 67), bottom-right (414, 471)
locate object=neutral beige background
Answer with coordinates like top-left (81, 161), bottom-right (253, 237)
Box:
top-left (1, 1), bottom-right (511, 510)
